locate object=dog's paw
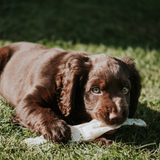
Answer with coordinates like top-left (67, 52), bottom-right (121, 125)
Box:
top-left (43, 120), bottom-right (71, 144)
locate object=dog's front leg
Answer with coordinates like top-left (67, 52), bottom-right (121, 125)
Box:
top-left (12, 93), bottom-right (71, 144)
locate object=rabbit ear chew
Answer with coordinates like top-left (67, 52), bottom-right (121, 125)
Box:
top-left (69, 118), bottom-right (147, 142)
top-left (122, 118), bottom-right (147, 127)
top-left (23, 118), bottom-right (147, 145)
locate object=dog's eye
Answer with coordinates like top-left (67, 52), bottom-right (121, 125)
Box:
top-left (122, 87), bottom-right (129, 94)
top-left (92, 87), bottom-right (101, 94)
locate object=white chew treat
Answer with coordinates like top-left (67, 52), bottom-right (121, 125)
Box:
top-left (24, 118), bottom-right (147, 145)
top-left (69, 118), bottom-right (147, 142)
top-left (24, 135), bottom-right (47, 145)
top-left (122, 118), bottom-right (147, 127)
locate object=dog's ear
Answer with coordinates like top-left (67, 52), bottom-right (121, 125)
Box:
top-left (0, 46), bottom-right (14, 74)
top-left (56, 53), bottom-right (92, 117)
top-left (120, 57), bottom-right (142, 117)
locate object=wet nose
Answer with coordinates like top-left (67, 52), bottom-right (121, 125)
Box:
top-left (109, 112), bottom-right (122, 120)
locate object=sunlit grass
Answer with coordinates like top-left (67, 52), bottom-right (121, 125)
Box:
top-left (0, 39), bottom-right (160, 159)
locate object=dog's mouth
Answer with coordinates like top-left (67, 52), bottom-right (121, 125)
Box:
top-left (102, 117), bottom-right (127, 135)
top-left (105, 111), bottom-right (129, 126)
top-left (108, 117), bottom-right (127, 126)
top-left (90, 107), bottom-right (129, 127)
top-left (94, 115), bottom-right (127, 127)
top-left (89, 110), bottom-right (128, 133)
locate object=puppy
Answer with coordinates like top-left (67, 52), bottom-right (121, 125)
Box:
top-left (0, 42), bottom-right (141, 145)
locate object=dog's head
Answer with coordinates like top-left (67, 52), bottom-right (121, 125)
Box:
top-left (84, 54), bottom-right (141, 125)
top-left (56, 52), bottom-right (141, 126)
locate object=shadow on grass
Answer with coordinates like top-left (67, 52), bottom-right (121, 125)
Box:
top-left (107, 101), bottom-right (160, 149)
top-left (0, 0), bottom-right (160, 49)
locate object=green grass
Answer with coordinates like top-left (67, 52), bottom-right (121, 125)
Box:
top-left (0, 0), bottom-right (160, 159)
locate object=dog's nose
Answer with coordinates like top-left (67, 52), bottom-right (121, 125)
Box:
top-left (109, 112), bottom-right (122, 120)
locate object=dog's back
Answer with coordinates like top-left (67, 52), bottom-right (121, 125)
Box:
top-left (0, 42), bottom-right (45, 73)
top-left (0, 42), bottom-right (47, 106)
top-left (0, 45), bottom-right (14, 74)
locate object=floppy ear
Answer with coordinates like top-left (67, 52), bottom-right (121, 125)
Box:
top-left (56, 53), bottom-right (92, 117)
top-left (120, 57), bottom-right (142, 118)
top-left (0, 46), bottom-right (14, 74)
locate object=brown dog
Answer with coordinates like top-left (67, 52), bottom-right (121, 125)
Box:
top-left (0, 42), bottom-right (141, 145)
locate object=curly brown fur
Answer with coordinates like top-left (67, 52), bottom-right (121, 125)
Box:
top-left (0, 42), bottom-right (141, 145)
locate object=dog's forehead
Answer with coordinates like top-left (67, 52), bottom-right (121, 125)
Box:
top-left (91, 54), bottom-right (117, 64)
top-left (91, 54), bottom-right (123, 76)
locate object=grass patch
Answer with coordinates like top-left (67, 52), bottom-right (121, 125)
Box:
top-left (0, 0), bottom-right (160, 159)
top-left (0, 43), bottom-right (160, 159)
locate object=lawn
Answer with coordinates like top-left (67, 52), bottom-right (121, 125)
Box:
top-left (0, 0), bottom-right (160, 159)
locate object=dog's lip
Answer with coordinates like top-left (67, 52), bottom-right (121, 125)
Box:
top-left (91, 117), bottom-right (127, 127)
top-left (102, 120), bottom-right (125, 135)
top-left (91, 117), bottom-right (124, 126)
top-left (107, 116), bottom-right (128, 126)
top-left (104, 129), bottom-right (117, 135)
